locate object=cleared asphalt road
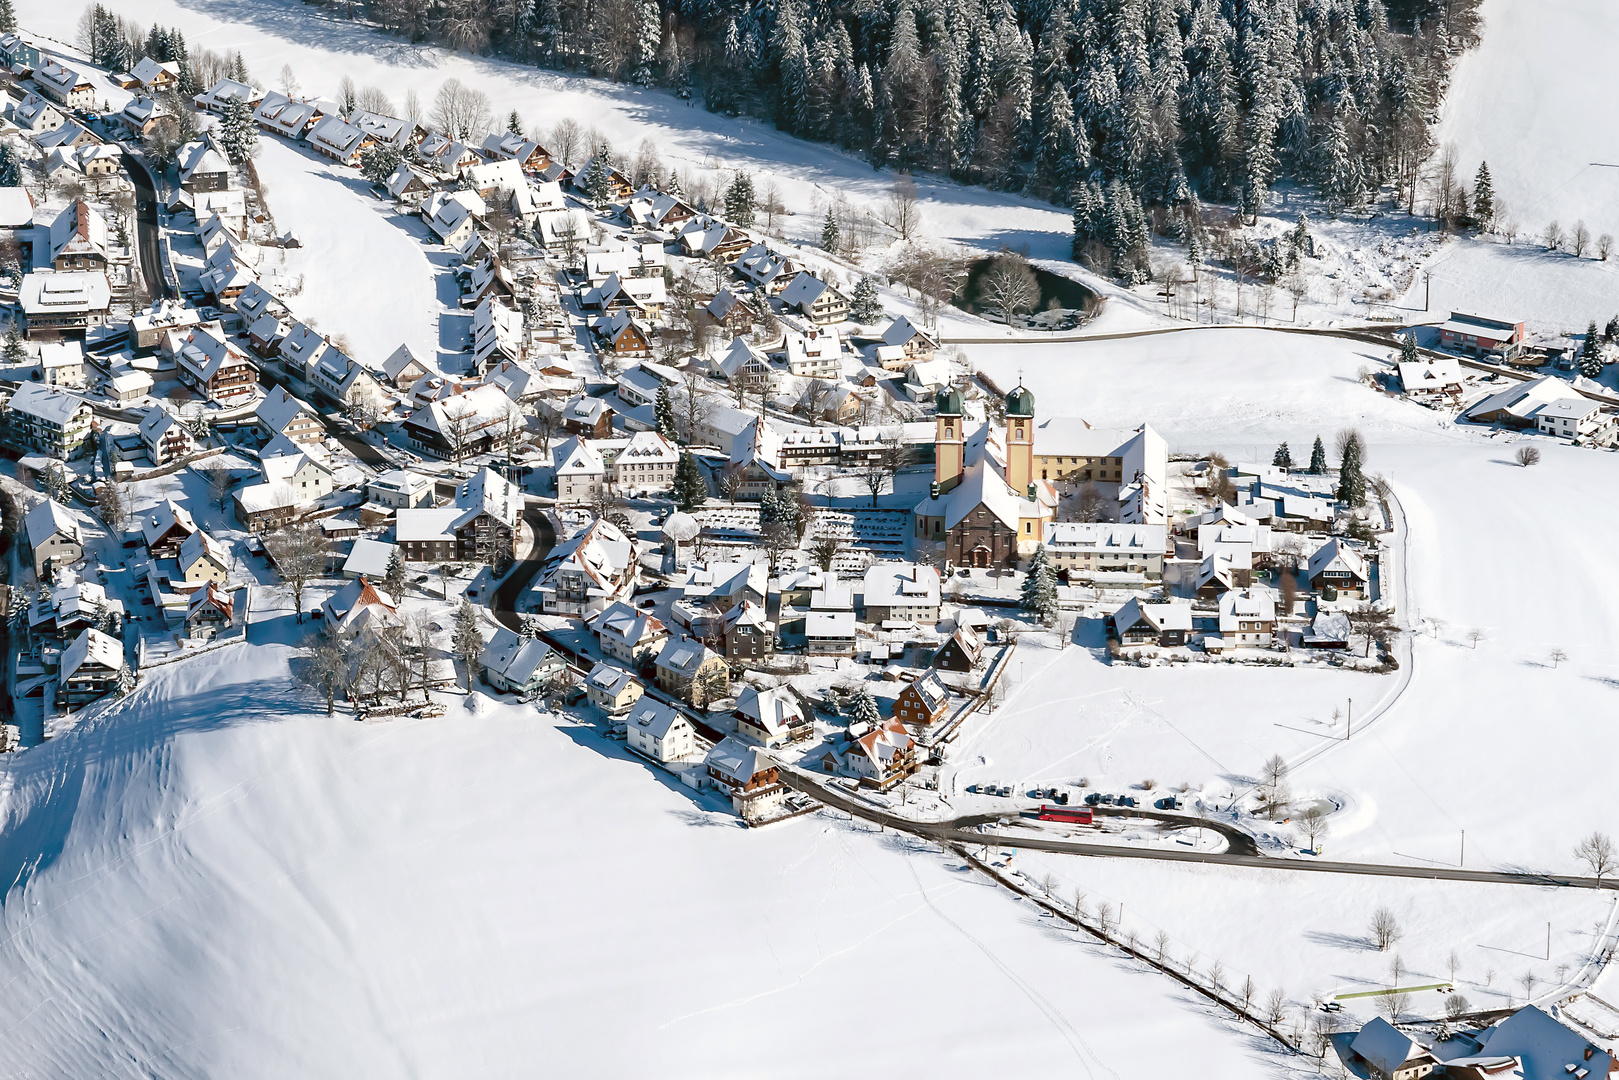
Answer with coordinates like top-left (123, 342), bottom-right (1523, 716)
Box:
top-left (782, 770), bottom-right (1613, 891)
top-left (490, 505), bottom-right (556, 631)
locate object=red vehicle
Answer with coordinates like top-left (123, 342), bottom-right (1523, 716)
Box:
top-left (1036, 805), bottom-right (1093, 825)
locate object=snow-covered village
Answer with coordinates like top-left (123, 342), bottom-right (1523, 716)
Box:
top-left (0, 0), bottom-right (1614, 1073)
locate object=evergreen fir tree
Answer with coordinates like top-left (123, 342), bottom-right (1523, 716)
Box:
top-left (361, 143), bottom-right (402, 186)
top-left (176, 54), bottom-right (200, 100)
top-left (384, 548), bottom-right (407, 597)
top-left (1019, 545), bottom-right (1058, 624)
top-left (654, 384), bottom-right (677, 440)
top-left (1605, 316), bottom-right (1619, 343)
top-left (723, 171), bottom-right (755, 228)
top-left (1472, 162), bottom-right (1494, 226)
top-left (0, 0), bottom-right (15, 35)
top-left (1579, 320), bottom-right (1604, 378)
top-left (218, 98), bottom-right (258, 164)
top-left (116, 664), bottom-right (136, 696)
top-left (1335, 436), bottom-right (1366, 506)
top-left (1400, 333), bottom-right (1418, 365)
top-left (819, 207), bottom-right (839, 252)
top-left (507, 110), bottom-right (523, 135)
top-left (848, 275), bottom-right (882, 323)
top-left (0, 143), bottom-right (17, 187)
top-left (2, 323), bottom-right (24, 363)
top-left (672, 452), bottom-right (707, 511)
top-left (452, 598), bottom-right (482, 689)
top-left (1308, 435), bottom-right (1327, 475)
top-left (850, 689), bottom-right (879, 725)
top-left (632, 0), bottom-right (659, 86)
top-left (231, 51), bottom-right (249, 84)
top-left (1272, 442), bottom-right (1292, 470)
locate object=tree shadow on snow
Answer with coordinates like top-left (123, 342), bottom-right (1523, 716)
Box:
top-left (1303, 929), bottom-right (1379, 952)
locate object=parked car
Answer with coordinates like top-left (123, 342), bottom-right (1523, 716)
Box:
top-left (1116, 796), bottom-right (1137, 808)
top-left (1085, 793), bottom-right (1102, 806)
top-left (1154, 796), bottom-right (1181, 810)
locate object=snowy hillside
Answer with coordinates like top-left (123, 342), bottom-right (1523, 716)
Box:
top-left (1437, 0), bottom-right (1619, 240)
top-left (0, 635), bottom-right (1290, 1077)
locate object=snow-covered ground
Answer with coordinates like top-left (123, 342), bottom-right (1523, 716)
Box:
top-left (251, 138), bottom-right (445, 368)
top-left (1398, 233), bottom-right (1619, 337)
top-left (1437, 0), bottom-right (1619, 241)
top-left (0, 631), bottom-right (1299, 1078)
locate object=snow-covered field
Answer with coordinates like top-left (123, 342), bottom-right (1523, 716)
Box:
top-left (1437, 0), bottom-right (1619, 240)
top-left (252, 138), bottom-right (444, 368)
top-left (1399, 234), bottom-right (1619, 337)
top-left (0, 635), bottom-right (1297, 1078)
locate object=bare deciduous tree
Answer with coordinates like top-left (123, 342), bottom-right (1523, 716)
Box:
top-left (1346, 603), bottom-right (1391, 658)
top-left (1515, 445), bottom-right (1541, 468)
top-left (1575, 832), bottom-right (1616, 880)
top-left (977, 251), bottom-right (1039, 324)
top-left (1601, 234), bottom-right (1615, 261)
top-left (1300, 804), bottom-right (1329, 852)
top-left (303, 626), bottom-right (350, 715)
top-left (1544, 220), bottom-right (1564, 251)
top-left (1370, 907), bottom-right (1401, 951)
top-left (884, 171), bottom-right (920, 240)
top-left (548, 118), bottom-right (583, 167)
top-left (430, 77), bottom-right (492, 142)
top-left (1547, 647), bottom-right (1568, 669)
top-left (1466, 628), bottom-right (1483, 649)
top-left (265, 521), bottom-right (328, 622)
top-left (1265, 988), bottom-right (1288, 1027)
top-left (1572, 221), bottom-right (1591, 258)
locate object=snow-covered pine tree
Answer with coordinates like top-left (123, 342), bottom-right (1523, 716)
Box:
top-left (219, 98), bottom-right (258, 164)
top-left (507, 109), bottom-right (523, 135)
top-left (820, 207), bottom-right (839, 252)
top-left (1579, 320), bottom-right (1604, 378)
top-left (0, 0), bottom-right (15, 34)
top-left (654, 383), bottom-right (677, 440)
top-left (1472, 162), bottom-right (1494, 226)
top-left (0, 143), bottom-right (17, 187)
top-left (672, 452), bottom-right (707, 511)
top-left (2, 322), bottom-right (24, 362)
top-left (1019, 545), bottom-right (1058, 624)
top-left (453, 598), bottom-right (482, 689)
top-left (850, 689), bottom-right (879, 725)
top-left (849, 275), bottom-right (882, 323)
top-left (361, 143), bottom-right (402, 186)
top-left (633, 0), bottom-right (659, 86)
top-left (1273, 442), bottom-right (1292, 470)
top-left (723, 171), bottom-right (755, 228)
top-left (1336, 437), bottom-right (1366, 506)
top-left (116, 664), bottom-right (136, 696)
top-left (1308, 436), bottom-right (1327, 475)
top-left (1605, 315), bottom-right (1619, 343)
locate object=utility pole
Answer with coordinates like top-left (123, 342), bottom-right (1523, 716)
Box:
top-left (1460, 829), bottom-right (1465, 867)
top-left (1346, 698), bottom-right (1353, 740)
top-left (1547, 922), bottom-right (1552, 961)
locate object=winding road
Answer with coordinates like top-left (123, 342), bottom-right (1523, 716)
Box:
top-left (782, 768), bottom-right (1617, 891)
top-left (490, 504), bottom-right (557, 632)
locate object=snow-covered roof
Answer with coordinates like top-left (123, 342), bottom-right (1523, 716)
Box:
top-left (1045, 522), bottom-right (1168, 555)
top-left (1307, 537), bottom-right (1367, 582)
top-left (480, 628), bottom-right (561, 686)
top-left (60, 627), bottom-right (122, 683)
top-left (805, 610), bottom-right (856, 637)
top-left (586, 660), bottom-right (637, 697)
top-left (705, 736), bottom-right (772, 785)
top-left (655, 635), bottom-right (718, 679)
top-left (19, 271), bottom-right (110, 316)
top-left (862, 562), bottom-right (940, 609)
top-left (179, 530), bottom-right (229, 574)
top-left (734, 685), bottom-right (802, 735)
top-left (552, 435), bottom-right (605, 478)
top-left (9, 381), bottom-right (88, 426)
top-left (1464, 376), bottom-right (1572, 424)
top-left (1349, 1018), bottom-right (1417, 1077)
top-left (342, 538), bottom-right (396, 580)
top-left (625, 698), bottom-right (686, 740)
top-left (24, 498), bottom-right (77, 551)
top-left (0, 184), bottom-right (32, 228)
top-left (590, 600), bottom-right (667, 650)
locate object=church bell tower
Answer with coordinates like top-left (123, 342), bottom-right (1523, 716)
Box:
top-left (934, 386), bottom-right (965, 492)
top-left (1005, 383), bottom-right (1035, 495)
